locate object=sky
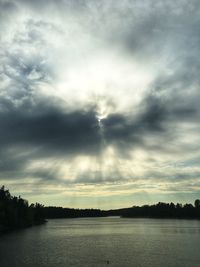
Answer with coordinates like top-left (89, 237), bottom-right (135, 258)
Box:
top-left (0, 0), bottom-right (200, 209)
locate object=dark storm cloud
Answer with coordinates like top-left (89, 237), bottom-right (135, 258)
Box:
top-left (0, 96), bottom-right (101, 180)
top-left (0, 101), bottom-right (101, 155)
top-left (102, 101), bottom-right (165, 148)
top-left (0, 93), bottom-right (165, 156)
top-left (102, 92), bottom-right (199, 151)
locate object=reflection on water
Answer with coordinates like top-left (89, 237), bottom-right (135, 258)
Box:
top-left (0, 217), bottom-right (200, 267)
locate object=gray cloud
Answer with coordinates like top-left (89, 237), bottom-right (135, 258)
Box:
top-left (1, 0), bottom-right (200, 206)
top-left (0, 105), bottom-right (100, 153)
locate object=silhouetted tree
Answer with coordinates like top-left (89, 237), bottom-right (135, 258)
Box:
top-left (0, 186), bottom-right (45, 232)
top-left (194, 199), bottom-right (200, 208)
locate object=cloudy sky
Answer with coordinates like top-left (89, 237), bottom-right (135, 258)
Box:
top-left (0, 0), bottom-right (200, 208)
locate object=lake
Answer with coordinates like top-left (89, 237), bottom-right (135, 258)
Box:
top-left (0, 217), bottom-right (200, 266)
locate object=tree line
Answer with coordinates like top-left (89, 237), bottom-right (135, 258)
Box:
top-left (0, 186), bottom-right (45, 232)
top-left (43, 206), bottom-right (107, 218)
top-left (120, 200), bottom-right (200, 219)
top-left (43, 200), bottom-right (200, 219)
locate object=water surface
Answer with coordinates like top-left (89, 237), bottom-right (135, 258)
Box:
top-left (0, 217), bottom-right (200, 266)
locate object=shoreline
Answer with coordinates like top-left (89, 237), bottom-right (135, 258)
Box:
top-left (0, 220), bottom-right (47, 235)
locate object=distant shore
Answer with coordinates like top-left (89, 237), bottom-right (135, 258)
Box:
top-left (42, 201), bottom-right (200, 220)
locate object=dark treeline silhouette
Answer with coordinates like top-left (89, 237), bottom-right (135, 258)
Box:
top-left (0, 186), bottom-right (45, 232)
top-left (43, 207), bottom-right (107, 218)
top-left (42, 206), bottom-right (130, 218)
top-left (120, 201), bottom-right (200, 219)
top-left (43, 200), bottom-right (200, 220)
top-left (43, 201), bottom-right (200, 219)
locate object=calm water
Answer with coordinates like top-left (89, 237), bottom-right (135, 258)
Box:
top-left (0, 217), bottom-right (200, 267)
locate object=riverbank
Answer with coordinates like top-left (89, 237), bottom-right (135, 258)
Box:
top-left (0, 220), bottom-right (47, 235)
top-left (0, 218), bottom-right (47, 235)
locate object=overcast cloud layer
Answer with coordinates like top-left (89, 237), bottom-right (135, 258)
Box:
top-left (0, 0), bottom-right (200, 208)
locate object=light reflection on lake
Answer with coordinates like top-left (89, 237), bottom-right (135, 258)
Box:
top-left (0, 217), bottom-right (200, 266)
